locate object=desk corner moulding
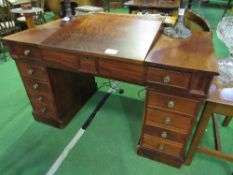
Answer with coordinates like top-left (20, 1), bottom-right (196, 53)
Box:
top-left (2, 13), bottom-right (219, 168)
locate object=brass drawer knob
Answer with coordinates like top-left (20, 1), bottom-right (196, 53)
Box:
top-left (163, 76), bottom-right (171, 84)
top-left (164, 117), bottom-right (171, 125)
top-left (28, 69), bottom-right (34, 75)
top-left (167, 100), bottom-right (175, 109)
top-left (41, 107), bottom-right (47, 113)
top-left (158, 144), bottom-right (164, 151)
top-left (36, 96), bottom-right (43, 102)
top-left (161, 131), bottom-right (168, 139)
top-left (32, 83), bottom-right (39, 89)
top-left (24, 49), bottom-right (31, 56)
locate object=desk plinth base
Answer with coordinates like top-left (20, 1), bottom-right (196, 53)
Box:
top-left (137, 145), bottom-right (183, 168)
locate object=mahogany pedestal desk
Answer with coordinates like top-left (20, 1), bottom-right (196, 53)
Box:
top-left (3, 14), bottom-right (219, 168)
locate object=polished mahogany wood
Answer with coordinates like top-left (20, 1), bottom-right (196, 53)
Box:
top-left (41, 14), bottom-right (162, 63)
top-left (3, 13), bottom-right (219, 168)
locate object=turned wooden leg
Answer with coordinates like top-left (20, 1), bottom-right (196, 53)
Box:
top-left (24, 13), bottom-right (35, 28)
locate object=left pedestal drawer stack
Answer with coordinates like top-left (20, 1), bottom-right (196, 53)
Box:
top-left (17, 62), bottom-right (59, 121)
top-left (8, 43), bottom-right (97, 128)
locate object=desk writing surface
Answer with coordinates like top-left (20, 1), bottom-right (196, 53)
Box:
top-left (41, 14), bottom-right (162, 63)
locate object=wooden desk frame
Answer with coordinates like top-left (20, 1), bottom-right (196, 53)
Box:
top-left (3, 14), bottom-right (218, 168)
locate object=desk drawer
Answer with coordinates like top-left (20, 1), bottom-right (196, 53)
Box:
top-left (23, 77), bottom-right (51, 93)
top-left (145, 108), bottom-right (192, 131)
top-left (27, 91), bottom-right (53, 105)
top-left (17, 44), bottom-right (41, 59)
top-left (147, 91), bottom-right (200, 116)
top-left (17, 63), bottom-right (48, 81)
top-left (142, 134), bottom-right (184, 157)
top-left (147, 67), bottom-right (191, 89)
top-left (99, 60), bottom-right (145, 84)
top-left (31, 102), bottom-right (57, 117)
top-left (79, 56), bottom-right (97, 74)
top-left (42, 49), bottom-right (79, 70)
top-left (143, 124), bottom-right (188, 144)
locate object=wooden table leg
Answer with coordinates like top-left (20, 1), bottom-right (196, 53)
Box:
top-left (222, 116), bottom-right (232, 127)
top-left (185, 102), bottom-right (215, 165)
top-left (24, 13), bottom-right (35, 28)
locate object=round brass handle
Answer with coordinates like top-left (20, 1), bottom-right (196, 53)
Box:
top-left (41, 107), bottom-right (47, 113)
top-left (164, 117), bottom-right (171, 125)
top-left (36, 96), bottom-right (43, 102)
top-left (167, 100), bottom-right (175, 109)
top-left (32, 83), bottom-right (39, 89)
top-left (158, 144), bottom-right (164, 151)
top-left (161, 131), bottom-right (168, 139)
top-left (163, 76), bottom-right (171, 84)
top-left (24, 49), bottom-right (31, 56)
top-left (28, 69), bottom-right (34, 75)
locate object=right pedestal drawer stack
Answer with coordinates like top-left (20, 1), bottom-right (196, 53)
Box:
top-left (137, 67), bottom-right (206, 168)
top-left (142, 91), bottom-right (200, 156)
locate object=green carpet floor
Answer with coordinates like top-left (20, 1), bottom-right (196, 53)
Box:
top-left (0, 2), bottom-right (232, 175)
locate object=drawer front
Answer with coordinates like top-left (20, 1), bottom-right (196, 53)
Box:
top-left (17, 63), bottom-right (48, 81)
top-left (146, 108), bottom-right (192, 131)
top-left (143, 125), bottom-right (188, 144)
top-left (147, 67), bottom-right (191, 89)
top-left (42, 49), bottom-right (79, 70)
top-left (31, 102), bottom-right (56, 117)
top-left (27, 91), bottom-right (53, 105)
top-left (147, 91), bottom-right (200, 116)
top-left (17, 45), bottom-right (41, 59)
top-left (142, 134), bottom-right (184, 157)
top-left (99, 60), bottom-right (145, 84)
top-left (7, 42), bottom-right (19, 59)
top-left (79, 56), bottom-right (97, 74)
top-left (23, 78), bottom-right (51, 93)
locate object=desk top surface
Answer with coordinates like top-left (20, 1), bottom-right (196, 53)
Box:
top-left (41, 14), bottom-right (162, 63)
top-left (3, 13), bottom-right (219, 75)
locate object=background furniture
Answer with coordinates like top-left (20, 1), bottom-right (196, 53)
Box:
top-left (165, 10), bottom-right (211, 32)
top-left (46, 0), bottom-right (93, 19)
top-left (185, 78), bottom-right (233, 164)
top-left (9, 0), bottom-right (33, 6)
top-left (124, 0), bottom-right (179, 14)
top-left (3, 13), bottom-right (218, 168)
top-left (15, 0), bottom-right (46, 27)
top-left (188, 0), bottom-right (232, 17)
top-left (0, 0), bottom-right (20, 61)
top-left (11, 6), bottom-right (43, 28)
